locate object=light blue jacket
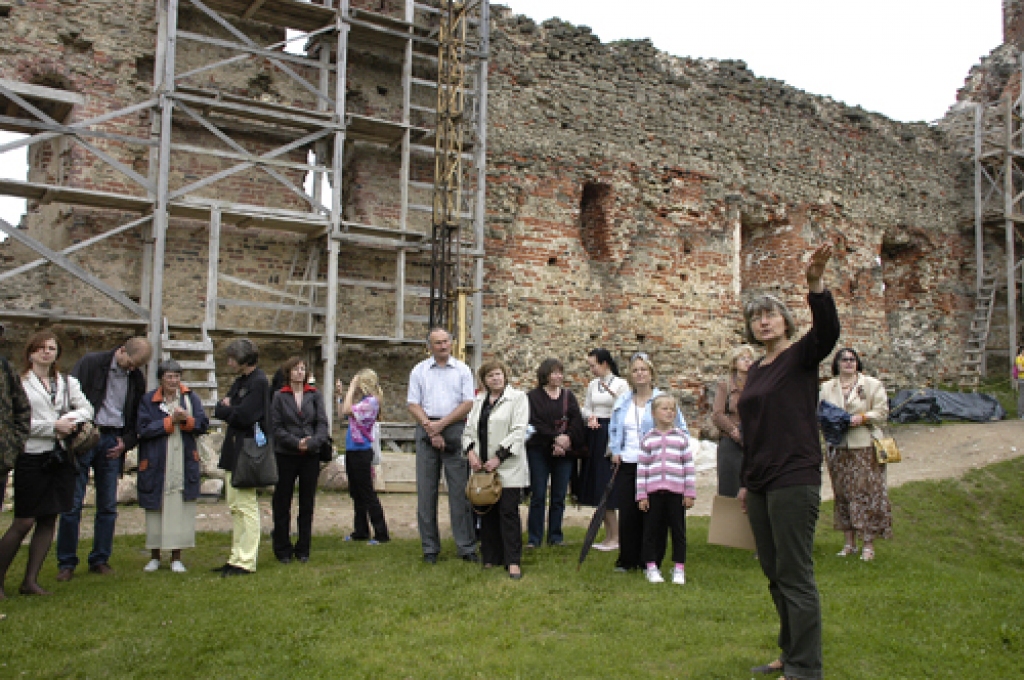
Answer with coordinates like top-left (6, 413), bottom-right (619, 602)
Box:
top-left (608, 388), bottom-right (689, 462)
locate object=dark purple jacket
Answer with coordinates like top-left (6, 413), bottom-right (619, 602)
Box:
top-left (136, 386), bottom-right (209, 510)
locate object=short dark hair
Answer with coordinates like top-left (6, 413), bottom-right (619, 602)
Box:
top-left (157, 359), bottom-right (182, 379)
top-left (224, 338), bottom-right (259, 367)
top-left (477, 359), bottom-right (509, 388)
top-left (280, 356), bottom-right (307, 385)
top-left (831, 348), bottom-right (864, 376)
top-left (536, 358), bottom-right (564, 388)
top-left (587, 348), bottom-right (619, 377)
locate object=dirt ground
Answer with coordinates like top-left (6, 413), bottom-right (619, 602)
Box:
top-left (19, 420), bottom-right (1024, 542)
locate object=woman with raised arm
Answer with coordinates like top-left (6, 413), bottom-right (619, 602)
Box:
top-left (739, 244), bottom-right (839, 680)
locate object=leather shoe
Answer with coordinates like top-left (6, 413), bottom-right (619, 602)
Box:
top-left (296, 555), bottom-right (309, 563)
top-left (461, 553), bottom-right (480, 563)
top-left (210, 563), bottom-right (231, 573)
top-left (221, 565), bottom-right (253, 577)
top-left (55, 568), bottom-right (74, 582)
top-left (277, 556), bottom-right (292, 565)
top-left (423, 553), bottom-right (438, 564)
top-left (89, 563), bottom-right (114, 575)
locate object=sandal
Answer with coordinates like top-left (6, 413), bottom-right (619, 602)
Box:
top-left (836, 544), bottom-right (858, 557)
top-left (860, 546), bottom-right (875, 562)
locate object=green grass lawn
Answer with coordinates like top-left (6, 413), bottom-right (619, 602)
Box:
top-left (2, 458), bottom-right (1023, 679)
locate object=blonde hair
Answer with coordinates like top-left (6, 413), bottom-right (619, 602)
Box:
top-left (727, 344), bottom-right (756, 378)
top-left (627, 354), bottom-right (657, 390)
top-left (353, 368), bottom-right (384, 408)
top-left (651, 393), bottom-right (677, 412)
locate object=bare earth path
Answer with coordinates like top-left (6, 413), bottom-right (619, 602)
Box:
top-left (12, 420), bottom-right (1023, 542)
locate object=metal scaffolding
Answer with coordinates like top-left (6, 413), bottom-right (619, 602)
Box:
top-left (945, 56), bottom-right (1024, 389)
top-left (0, 0), bottom-right (490, 411)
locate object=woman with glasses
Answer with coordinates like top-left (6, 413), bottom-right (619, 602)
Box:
top-left (579, 348), bottom-right (629, 551)
top-left (818, 348), bottom-right (891, 562)
top-left (739, 244), bottom-right (839, 680)
top-left (712, 345), bottom-right (755, 497)
top-left (607, 352), bottom-right (688, 572)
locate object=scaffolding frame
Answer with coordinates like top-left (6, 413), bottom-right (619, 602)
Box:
top-left (0, 0), bottom-right (490, 412)
top-left (945, 55), bottom-right (1024, 388)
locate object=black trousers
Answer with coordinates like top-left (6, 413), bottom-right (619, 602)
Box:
top-left (346, 449), bottom-right (389, 541)
top-left (641, 491), bottom-right (687, 565)
top-left (615, 463), bottom-right (665, 570)
top-left (271, 453), bottom-right (320, 559)
top-left (478, 487), bottom-right (523, 567)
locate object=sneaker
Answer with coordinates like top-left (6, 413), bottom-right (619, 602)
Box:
top-left (367, 539), bottom-right (380, 546)
top-left (644, 566), bottom-right (664, 584)
top-left (143, 559), bottom-right (160, 573)
top-left (171, 560), bottom-right (187, 573)
top-left (672, 567), bottom-right (686, 585)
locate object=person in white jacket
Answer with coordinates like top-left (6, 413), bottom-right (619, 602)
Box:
top-left (0, 330), bottom-right (93, 598)
top-left (463, 360), bottom-right (529, 580)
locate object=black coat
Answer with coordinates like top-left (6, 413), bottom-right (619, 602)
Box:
top-left (270, 386), bottom-right (329, 456)
top-left (71, 349), bottom-right (146, 452)
top-left (214, 367), bottom-right (270, 472)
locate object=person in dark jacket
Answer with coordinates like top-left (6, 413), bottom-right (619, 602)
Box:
top-left (137, 360), bottom-right (208, 573)
top-left (213, 339), bottom-right (269, 577)
top-left (270, 356), bottom-right (329, 563)
top-left (525, 358), bottom-right (586, 548)
top-left (738, 244), bottom-right (839, 680)
top-left (56, 337), bottom-right (151, 581)
top-left (0, 322), bottom-right (32, 512)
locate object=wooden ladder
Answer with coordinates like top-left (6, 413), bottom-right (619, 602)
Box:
top-left (959, 271), bottom-right (999, 392)
top-left (161, 319), bottom-right (219, 416)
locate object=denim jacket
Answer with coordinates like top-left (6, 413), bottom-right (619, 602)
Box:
top-left (608, 388), bottom-right (689, 463)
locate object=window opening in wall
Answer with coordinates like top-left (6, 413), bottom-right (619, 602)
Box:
top-left (580, 181), bottom-right (613, 261)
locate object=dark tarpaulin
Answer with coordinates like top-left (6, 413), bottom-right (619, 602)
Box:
top-left (889, 389), bottom-right (1006, 424)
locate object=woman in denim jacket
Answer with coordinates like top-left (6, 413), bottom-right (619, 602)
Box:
top-left (608, 353), bottom-right (688, 572)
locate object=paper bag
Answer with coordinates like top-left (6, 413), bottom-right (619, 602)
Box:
top-left (707, 494), bottom-right (757, 551)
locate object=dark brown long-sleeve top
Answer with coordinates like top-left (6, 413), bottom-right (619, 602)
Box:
top-left (711, 378), bottom-right (742, 437)
top-left (526, 387), bottom-right (585, 455)
top-left (737, 290), bottom-right (840, 493)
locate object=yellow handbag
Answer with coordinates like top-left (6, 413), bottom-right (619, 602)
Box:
top-left (872, 436), bottom-right (901, 464)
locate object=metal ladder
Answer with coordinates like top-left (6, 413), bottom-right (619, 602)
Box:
top-left (959, 270), bottom-right (999, 391)
top-left (160, 319), bottom-right (219, 416)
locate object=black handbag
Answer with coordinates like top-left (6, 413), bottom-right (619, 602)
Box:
top-left (232, 427), bottom-right (278, 488)
top-left (318, 436), bottom-right (334, 463)
top-left (231, 385), bottom-right (278, 488)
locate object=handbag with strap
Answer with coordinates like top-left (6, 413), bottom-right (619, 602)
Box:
top-left (872, 435), bottom-right (902, 464)
top-left (231, 381), bottom-right (278, 488)
top-left (466, 469), bottom-right (502, 510)
top-left (555, 389), bottom-right (588, 459)
top-left (61, 375), bottom-right (100, 455)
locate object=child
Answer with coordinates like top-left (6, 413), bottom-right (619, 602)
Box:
top-left (336, 369), bottom-right (390, 544)
top-left (637, 394), bottom-right (696, 585)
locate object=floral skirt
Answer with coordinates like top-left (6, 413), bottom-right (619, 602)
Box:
top-left (826, 445), bottom-right (893, 541)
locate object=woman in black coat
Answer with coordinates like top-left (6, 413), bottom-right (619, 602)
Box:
top-left (270, 356), bottom-right (329, 563)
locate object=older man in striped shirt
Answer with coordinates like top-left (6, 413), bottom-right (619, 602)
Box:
top-left (407, 328), bottom-right (477, 564)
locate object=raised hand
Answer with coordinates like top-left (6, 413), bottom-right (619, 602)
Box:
top-left (806, 243), bottom-right (832, 292)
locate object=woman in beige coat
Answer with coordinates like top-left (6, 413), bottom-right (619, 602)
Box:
top-left (819, 347), bottom-right (892, 562)
top-left (463, 359), bottom-right (529, 579)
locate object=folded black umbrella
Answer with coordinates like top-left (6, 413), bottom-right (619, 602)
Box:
top-left (817, 400), bottom-right (851, 447)
top-left (578, 463), bottom-right (619, 572)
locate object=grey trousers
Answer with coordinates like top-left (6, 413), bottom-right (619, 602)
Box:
top-left (746, 484), bottom-right (823, 680)
top-left (415, 422), bottom-right (476, 557)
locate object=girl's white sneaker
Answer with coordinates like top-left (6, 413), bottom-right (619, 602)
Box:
top-left (644, 566), bottom-right (664, 584)
top-left (672, 568), bottom-right (686, 585)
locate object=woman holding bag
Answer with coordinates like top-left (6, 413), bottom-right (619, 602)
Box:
top-left (0, 330), bottom-right (92, 597)
top-left (463, 360), bottom-right (529, 579)
top-left (271, 356), bottom-right (329, 564)
top-left (818, 348), bottom-right (891, 562)
top-left (137, 360), bottom-right (209, 573)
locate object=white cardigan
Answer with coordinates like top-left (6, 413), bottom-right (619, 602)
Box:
top-left (462, 386), bottom-right (529, 488)
top-left (22, 371), bottom-right (94, 454)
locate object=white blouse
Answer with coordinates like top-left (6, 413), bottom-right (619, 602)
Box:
top-left (582, 375), bottom-right (629, 419)
top-left (22, 372), bottom-right (94, 454)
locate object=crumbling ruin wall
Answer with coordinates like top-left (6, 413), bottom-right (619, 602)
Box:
top-left (482, 10), bottom-right (971, 423)
top-left (0, 2), bottom-right (982, 428)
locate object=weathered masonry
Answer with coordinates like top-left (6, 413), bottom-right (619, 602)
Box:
top-left (0, 1), bottom-right (1011, 432)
